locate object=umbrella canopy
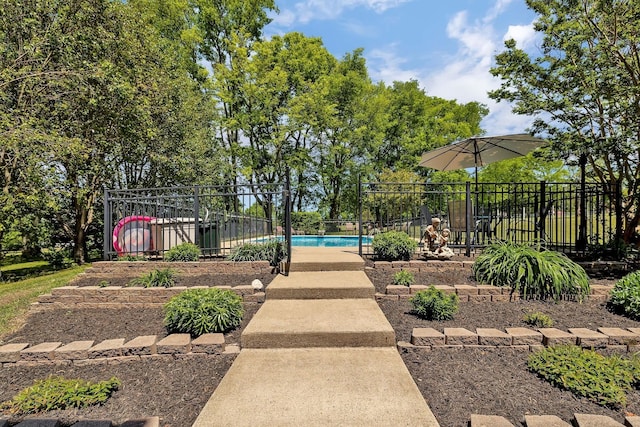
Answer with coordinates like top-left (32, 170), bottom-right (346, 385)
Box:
top-left (419, 133), bottom-right (547, 172)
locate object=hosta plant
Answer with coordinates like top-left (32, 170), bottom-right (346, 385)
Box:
top-left (164, 288), bottom-right (244, 336)
top-left (410, 286), bottom-right (459, 320)
top-left (472, 242), bottom-right (589, 301)
top-left (608, 270), bottom-right (640, 320)
top-left (0, 376), bottom-right (120, 415)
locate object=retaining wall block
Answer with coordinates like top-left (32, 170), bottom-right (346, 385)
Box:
top-left (21, 342), bottom-right (62, 361)
top-left (476, 285), bottom-right (502, 295)
top-left (123, 335), bottom-right (158, 356)
top-left (469, 414), bottom-right (514, 427)
top-left (433, 285), bottom-right (455, 295)
top-left (0, 343), bottom-right (29, 363)
top-left (191, 333), bottom-right (225, 354)
top-left (411, 328), bottom-right (445, 346)
top-left (476, 328), bottom-right (512, 346)
top-left (505, 327), bottom-right (543, 345)
top-left (386, 285), bottom-right (410, 295)
top-left (539, 328), bottom-right (576, 346)
top-left (597, 327), bottom-right (640, 345)
top-left (568, 328), bottom-right (609, 348)
top-left (89, 339), bottom-right (125, 358)
top-left (156, 334), bottom-right (191, 354)
top-left (55, 341), bottom-right (95, 360)
top-left (444, 328), bottom-right (478, 345)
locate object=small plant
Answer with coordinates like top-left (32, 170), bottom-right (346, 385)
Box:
top-left (393, 270), bottom-right (415, 287)
top-left (118, 254), bottom-right (146, 261)
top-left (164, 242), bottom-right (201, 262)
top-left (129, 268), bottom-right (176, 288)
top-left (410, 286), bottom-right (459, 320)
top-left (0, 376), bottom-right (120, 415)
top-left (528, 345), bottom-right (640, 407)
top-left (472, 241), bottom-right (590, 301)
top-left (164, 288), bottom-right (244, 336)
top-left (523, 311), bottom-right (554, 328)
top-left (98, 280), bottom-right (110, 288)
top-left (372, 231), bottom-right (417, 261)
top-left (608, 270), bottom-right (640, 320)
top-left (227, 239), bottom-right (286, 266)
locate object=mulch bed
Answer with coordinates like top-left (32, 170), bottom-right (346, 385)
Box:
top-left (71, 273), bottom-right (276, 288)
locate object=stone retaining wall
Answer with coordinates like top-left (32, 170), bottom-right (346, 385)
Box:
top-left (377, 283), bottom-right (612, 302)
top-left (85, 261), bottom-right (272, 275)
top-left (36, 285), bottom-right (265, 308)
top-left (404, 326), bottom-right (640, 352)
top-left (0, 333), bottom-right (237, 368)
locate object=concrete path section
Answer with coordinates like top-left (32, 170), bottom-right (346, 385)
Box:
top-left (192, 347), bottom-right (440, 427)
top-left (287, 247), bottom-right (364, 272)
top-left (267, 271), bottom-right (375, 299)
top-left (241, 299), bottom-right (395, 348)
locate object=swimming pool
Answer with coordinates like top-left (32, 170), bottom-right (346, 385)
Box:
top-left (261, 235), bottom-right (372, 247)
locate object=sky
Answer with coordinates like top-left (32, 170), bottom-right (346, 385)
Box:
top-left (265, 0), bottom-right (540, 136)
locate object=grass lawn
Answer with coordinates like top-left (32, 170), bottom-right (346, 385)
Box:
top-left (0, 264), bottom-right (89, 337)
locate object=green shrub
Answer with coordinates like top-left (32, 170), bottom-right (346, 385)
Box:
top-left (290, 212), bottom-right (324, 234)
top-left (472, 242), bottom-right (590, 301)
top-left (528, 345), bottom-right (640, 407)
top-left (523, 311), bottom-right (554, 328)
top-left (0, 376), bottom-right (120, 415)
top-left (393, 270), bottom-right (415, 287)
top-left (43, 248), bottom-right (74, 269)
top-left (164, 242), bottom-right (201, 261)
top-left (129, 268), bottom-right (176, 288)
top-left (608, 270), bottom-right (640, 319)
top-left (164, 288), bottom-right (244, 336)
top-left (372, 231), bottom-right (417, 261)
top-left (227, 239), bottom-right (286, 266)
top-left (410, 286), bottom-right (459, 320)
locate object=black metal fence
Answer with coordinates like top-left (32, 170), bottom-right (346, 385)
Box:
top-left (358, 181), bottom-right (621, 256)
top-left (103, 184), bottom-right (291, 260)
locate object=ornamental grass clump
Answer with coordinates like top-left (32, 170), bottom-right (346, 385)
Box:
top-left (164, 242), bottom-right (201, 261)
top-left (0, 376), bottom-right (120, 415)
top-left (372, 231), bottom-right (417, 261)
top-left (528, 345), bottom-right (640, 407)
top-left (164, 288), bottom-right (244, 336)
top-left (472, 242), bottom-right (590, 301)
top-left (410, 286), bottom-right (459, 320)
top-left (608, 270), bottom-right (640, 320)
top-left (227, 239), bottom-right (286, 266)
top-left (129, 268), bottom-right (176, 288)
top-left (522, 311), bottom-right (554, 328)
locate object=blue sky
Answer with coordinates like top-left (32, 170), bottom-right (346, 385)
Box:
top-left (266, 0), bottom-right (540, 136)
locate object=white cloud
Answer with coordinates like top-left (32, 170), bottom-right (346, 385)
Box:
top-left (368, 46), bottom-right (422, 83)
top-left (504, 23), bottom-right (537, 49)
top-left (274, 0), bottom-right (412, 26)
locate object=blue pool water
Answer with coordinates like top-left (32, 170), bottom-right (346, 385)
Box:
top-left (261, 235), bottom-right (372, 247)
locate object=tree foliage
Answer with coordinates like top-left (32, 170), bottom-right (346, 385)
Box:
top-left (490, 0), bottom-right (640, 242)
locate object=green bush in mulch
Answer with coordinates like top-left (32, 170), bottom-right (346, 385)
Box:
top-left (128, 268), bottom-right (176, 288)
top-left (522, 311), bottom-right (553, 328)
top-left (608, 270), bottom-right (640, 320)
top-left (164, 288), bottom-right (244, 336)
top-left (472, 241), bottom-right (590, 301)
top-left (1, 376), bottom-right (120, 415)
top-left (410, 285), bottom-right (459, 320)
top-left (528, 345), bottom-right (640, 407)
top-left (372, 231), bottom-right (417, 261)
top-left (393, 270), bottom-right (415, 287)
top-left (164, 242), bottom-right (201, 262)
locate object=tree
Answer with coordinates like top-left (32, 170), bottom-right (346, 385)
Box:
top-left (489, 0), bottom-right (640, 243)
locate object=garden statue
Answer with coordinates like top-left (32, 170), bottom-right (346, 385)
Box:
top-left (422, 217), bottom-right (454, 259)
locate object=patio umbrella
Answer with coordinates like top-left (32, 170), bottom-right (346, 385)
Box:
top-left (419, 133), bottom-right (547, 181)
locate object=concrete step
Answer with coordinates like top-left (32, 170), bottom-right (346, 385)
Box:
top-left (287, 247), bottom-right (364, 272)
top-left (192, 347), bottom-right (439, 427)
top-left (266, 271), bottom-right (374, 300)
top-left (241, 299), bottom-right (395, 348)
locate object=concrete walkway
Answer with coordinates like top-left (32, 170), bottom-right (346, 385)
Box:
top-left (193, 247), bottom-right (439, 426)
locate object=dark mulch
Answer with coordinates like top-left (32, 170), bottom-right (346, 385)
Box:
top-left (2, 303), bottom-right (260, 345)
top-left (0, 355), bottom-right (235, 427)
top-left (379, 299), bottom-right (640, 343)
top-left (71, 273), bottom-right (276, 288)
top-left (382, 298), bottom-right (640, 426)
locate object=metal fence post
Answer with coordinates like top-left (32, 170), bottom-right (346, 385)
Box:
top-left (358, 175), bottom-right (363, 257)
top-left (538, 180), bottom-right (546, 242)
top-left (103, 188), bottom-right (110, 260)
top-left (465, 181), bottom-right (471, 257)
top-left (194, 185), bottom-right (200, 246)
top-left (284, 171), bottom-right (292, 273)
